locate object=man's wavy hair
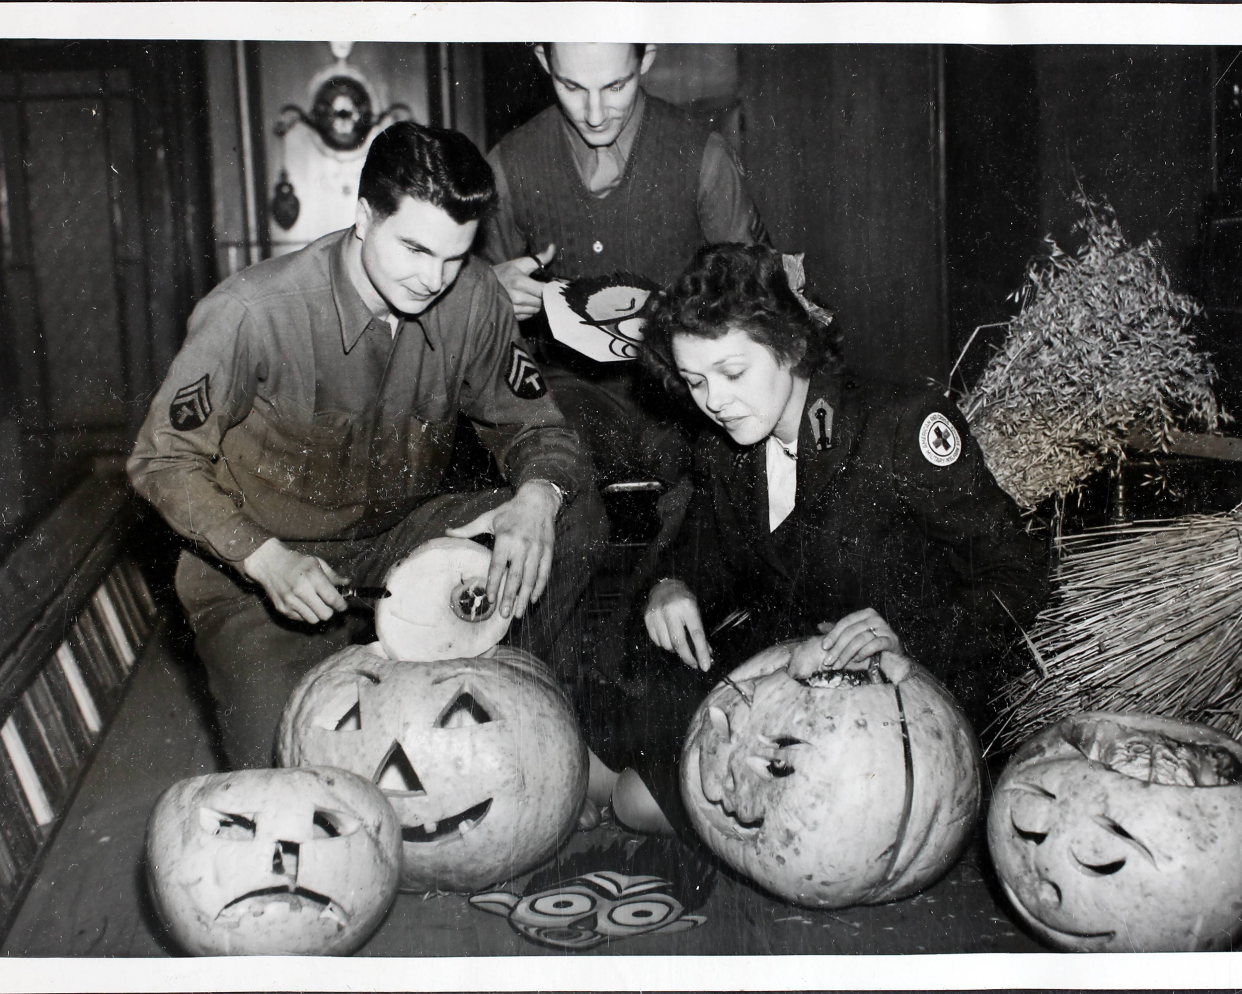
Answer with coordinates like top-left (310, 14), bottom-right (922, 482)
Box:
top-left (640, 243), bottom-right (842, 405)
top-left (359, 120), bottom-right (496, 224)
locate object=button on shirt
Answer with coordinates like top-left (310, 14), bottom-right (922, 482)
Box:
top-left (128, 228), bottom-right (588, 564)
top-left (483, 88), bottom-right (767, 265)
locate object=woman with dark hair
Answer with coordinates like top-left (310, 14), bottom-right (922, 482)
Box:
top-left (588, 242), bottom-right (1050, 835)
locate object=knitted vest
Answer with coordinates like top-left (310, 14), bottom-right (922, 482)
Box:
top-left (494, 96), bottom-right (709, 287)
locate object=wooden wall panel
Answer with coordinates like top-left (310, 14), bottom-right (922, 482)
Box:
top-left (102, 80), bottom-right (153, 440)
top-left (942, 46), bottom-right (1041, 391)
top-left (739, 45), bottom-right (947, 385)
top-left (1033, 47), bottom-right (1213, 287)
top-left (0, 42), bottom-right (213, 551)
top-left (22, 92), bottom-right (126, 429)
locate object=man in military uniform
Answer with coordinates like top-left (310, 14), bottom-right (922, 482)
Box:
top-left (129, 121), bottom-right (605, 769)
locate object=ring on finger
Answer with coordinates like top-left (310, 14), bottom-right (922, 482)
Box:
top-left (867, 625), bottom-right (879, 638)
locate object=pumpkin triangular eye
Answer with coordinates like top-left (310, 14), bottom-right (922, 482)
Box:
top-left (312, 683), bottom-right (362, 731)
top-left (336, 700), bottom-right (361, 731)
top-left (199, 807), bottom-right (256, 840)
top-left (438, 691), bottom-right (492, 728)
top-left (376, 743), bottom-right (424, 795)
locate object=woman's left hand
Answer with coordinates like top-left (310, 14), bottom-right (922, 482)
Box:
top-left (787, 608), bottom-right (903, 679)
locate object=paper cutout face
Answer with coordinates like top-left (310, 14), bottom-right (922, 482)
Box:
top-left (680, 642), bottom-right (981, 909)
top-left (544, 273), bottom-right (660, 361)
top-left (470, 837), bottom-right (714, 950)
top-left (988, 712), bottom-right (1242, 952)
top-left (472, 870), bottom-right (702, 950)
top-left (145, 768), bottom-right (401, 956)
top-left (278, 644), bottom-right (588, 894)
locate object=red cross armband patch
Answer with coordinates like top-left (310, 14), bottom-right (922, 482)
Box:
top-left (506, 343), bottom-right (547, 399)
top-left (169, 374), bottom-right (212, 431)
top-left (918, 411), bottom-right (961, 467)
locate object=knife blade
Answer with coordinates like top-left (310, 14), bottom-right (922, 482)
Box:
top-left (337, 585), bottom-right (392, 602)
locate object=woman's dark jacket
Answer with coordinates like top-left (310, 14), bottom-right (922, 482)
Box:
top-left (596, 362), bottom-right (1050, 822)
top-left (657, 362), bottom-right (1049, 685)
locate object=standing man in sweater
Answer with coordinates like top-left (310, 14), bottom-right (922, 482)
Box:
top-left (481, 42), bottom-right (768, 490)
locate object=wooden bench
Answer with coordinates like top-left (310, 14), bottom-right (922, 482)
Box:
top-left (0, 470), bottom-right (161, 942)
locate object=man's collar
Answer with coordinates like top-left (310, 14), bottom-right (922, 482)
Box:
top-left (560, 86), bottom-right (647, 173)
top-left (331, 227), bottom-right (387, 353)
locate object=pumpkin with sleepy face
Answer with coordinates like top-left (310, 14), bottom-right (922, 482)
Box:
top-left (145, 767), bottom-right (401, 956)
top-left (278, 644), bottom-right (587, 893)
top-left (681, 641), bottom-right (981, 909)
top-left (987, 711), bottom-right (1242, 952)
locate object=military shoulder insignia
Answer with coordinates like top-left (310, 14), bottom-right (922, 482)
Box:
top-left (506, 343), bottom-right (547, 399)
top-left (169, 374), bottom-right (212, 431)
top-left (918, 411), bottom-right (961, 466)
top-left (807, 397), bottom-right (834, 451)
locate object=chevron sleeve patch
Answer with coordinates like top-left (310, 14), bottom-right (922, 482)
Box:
top-left (168, 374), bottom-right (213, 430)
top-left (506, 343), bottom-right (547, 399)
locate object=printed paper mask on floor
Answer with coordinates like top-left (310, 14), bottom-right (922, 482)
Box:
top-left (145, 767), bottom-right (401, 956)
top-left (470, 836), bottom-right (714, 950)
top-left (542, 273), bottom-right (660, 362)
top-left (278, 644), bottom-right (587, 893)
top-left (681, 641), bottom-right (981, 909)
top-left (374, 538), bottom-right (511, 661)
top-left (987, 711), bottom-right (1242, 952)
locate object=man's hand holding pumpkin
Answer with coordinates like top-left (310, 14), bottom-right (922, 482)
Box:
top-left (445, 480), bottom-right (560, 621)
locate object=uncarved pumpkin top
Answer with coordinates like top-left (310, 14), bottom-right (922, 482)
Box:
top-left (375, 538), bottom-right (512, 661)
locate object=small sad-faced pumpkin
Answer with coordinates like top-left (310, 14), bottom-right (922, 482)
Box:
top-left (278, 643), bottom-right (587, 893)
top-left (681, 641), bottom-right (981, 909)
top-left (145, 767), bottom-right (401, 956)
top-left (987, 711), bottom-right (1242, 951)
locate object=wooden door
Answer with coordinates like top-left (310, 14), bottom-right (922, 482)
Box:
top-left (0, 42), bottom-right (212, 551)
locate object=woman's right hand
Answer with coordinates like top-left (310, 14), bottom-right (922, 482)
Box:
top-left (644, 579), bottom-right (713, 672)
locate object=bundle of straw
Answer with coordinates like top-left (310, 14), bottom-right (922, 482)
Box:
top-left (957, 191), bottom-right (1224, 511)
top-left (985, 511), bottom-right (1242, 756)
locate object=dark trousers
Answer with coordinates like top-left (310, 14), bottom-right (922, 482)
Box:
top-left (588, 614), bottom-right (772, 841)
top-left (541, 357), bottom-right (697, 687)
top-left (542, 360), bottom-right (691, 489)
top-left (175, 486), bottom-right (608, 769)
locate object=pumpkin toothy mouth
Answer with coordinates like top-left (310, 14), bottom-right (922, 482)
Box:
top-left (216, 886), bottom-right (350, 926)
top-left (1000, 881), bottom-right (1116, 942)
top-left (401, 798), bottom-right (493, 844)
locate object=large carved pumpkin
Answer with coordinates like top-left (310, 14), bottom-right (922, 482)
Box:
top-left (145, 767), bottom-right (401, 956)
top-left (987, 711), bottom-right (1242, 951)
top-left (680, 641), bottom-right (981, 908)
top-left (278, 643), bottom-right (587, 893)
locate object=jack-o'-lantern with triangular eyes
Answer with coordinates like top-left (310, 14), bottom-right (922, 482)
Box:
top-left (987, 711), bottom-right (1242, 952)
top-left (145, 767), bottom-right (401, 956)
top-left (278, 643), bottom-right (588, 894)
top-left (680, 641), bottom-right (982, 909)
